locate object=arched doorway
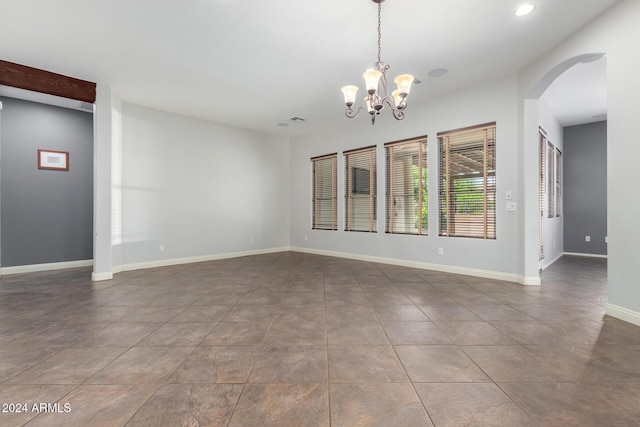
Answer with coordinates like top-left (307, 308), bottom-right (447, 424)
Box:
top-left (522, 53), bottom-right (607, 285)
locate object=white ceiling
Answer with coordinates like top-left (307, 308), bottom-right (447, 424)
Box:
top-left (0, 0), bottom-right (616, 135)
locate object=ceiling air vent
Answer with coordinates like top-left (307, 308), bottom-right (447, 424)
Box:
top-left (288, 117), bottom-right (306, 122)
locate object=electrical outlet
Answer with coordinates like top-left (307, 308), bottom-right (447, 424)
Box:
top-left (250, 237), bottom-right (255, 244)
top-left (585, 235), bottom-right (591, 242)
top-left (159, 245), bottom-right (165, 252)
top-left (304, 235), bottom-right (308, 241)
top-left (437, 248), bottom-right (444, 256)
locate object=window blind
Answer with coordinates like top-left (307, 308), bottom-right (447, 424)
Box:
top-left (538, 127), bottom-right (546, 261)
top-left (438, 123), bottom-right (496, 239)
top-left (555, 148), bottom-right (562, 218)
top-left (345, 146), bottom-right (377, 232)
top-left (547, 141), bottom-right (555, 218)
top-left (385, 136), bottom-right (428, 235)
top-left (311, 153), bottom-right (337, 230)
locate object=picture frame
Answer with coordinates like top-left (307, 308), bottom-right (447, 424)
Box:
top-left (38, 149), bottom-right (69, 171)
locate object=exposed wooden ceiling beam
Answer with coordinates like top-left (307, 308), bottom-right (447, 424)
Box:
top-left (0, 60), bottom-right (96, 103)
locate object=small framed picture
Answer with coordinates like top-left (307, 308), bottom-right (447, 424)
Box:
top-left (38, 149), bottom-right (69, 171)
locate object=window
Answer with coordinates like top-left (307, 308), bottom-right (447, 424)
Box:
top-left (385, 136), bottom-right (428, 235)
top-left (311, 153), bottom-right (337, 230)
top-left (538, 127), bottom-right (546, 261)
top-left (345, 146), bottom-right (376, 232)
top-left (439, 123), bottom-right (496, 239)
top-left (547, 141), bottom-right (555, 218)
top-left (555, 148), bottom-right (562, 217)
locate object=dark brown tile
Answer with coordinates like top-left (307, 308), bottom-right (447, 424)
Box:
top-left (325, 305), bottom-right (377, 323)
top-left (525, 344), bottom-right (640, 382)
top-left (61, 305), bottom-right (136, 323)
top-left (25, 385), bottom-right (157, 427)
top-left (364, 291), bottom-right (414, 305)
top-left (72, 322), bottom-right (160, 347)
top-left (0, 347), bottom-right (63, 382)
top-left (275, 304), bottom-right (326, 322)
top-left (229, 383), bottom-right (329, 427)
top-left (327, 320), bottom-right (390, 345)
top-left (168, 346), bottom-right (259, 383)
top-left (501, 382), bottom-right (639, 426)
top-left (5, 347), bottom-right (127, 385)
top-left (382, 321), bottom-right (452, 345)
top-left (328, 346), bottom-right (408, 383)
top-left (263, 321), bottom-right (325, 346)
top-left (372, 305), bottom-right (429, 322)
top-left (325, 291), bottom-right (369, 306)
top-left (419, 304), bottom-right (482, 321)
top-left (168, 305), bottom-right (231, 322)
top-left (223, 304), bottom-right (279, 322)
top-left (126, 384), bottom-right (243, 427)
top-left (117, 305), bottom-right (186, 322)
top-left (415, 383), bottom-right (536, 427)
top-left (462, 346), bottom-right (570, 382)
top-left (201, 322), bottom-right (270, 346)
top-left (435, 322), bottom-right (517, 345)
top-left (86, 346), bottom-right (194, 384)
top-left (491, 320), bottom-right (578, 345)
top-left (239, 290), bottom-right (285, 305)
top-left (466, 304), bottom-right (535, 321)
top-left (138, 322), bottom-right (215, 346)
top-left (0, 385), bottom-right (75, 426)
top-left (395, 345), bottom-right (489, 382)
top-left (281, 293), bottom-right (324, 305)
top-left (582, 382), bottom-right (640, 421)
top-left (249, 345), bottom-right (327, 383)
top-left (330, 383), bottom-right (432, 426)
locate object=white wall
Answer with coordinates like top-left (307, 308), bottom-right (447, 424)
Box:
top-left (520, 0), bottom-right (640, 322)
top-left (290, 75), bottom-right (522, 280)
top-left (537, 98), bottom-right (563, 268)
top-left (113, 103), bottom-right (290, 268)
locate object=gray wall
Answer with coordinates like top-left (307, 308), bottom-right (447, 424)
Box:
top-left (0, 97), bottom-right (93, 267)
top-left (563, 120), bottom-right (607, 255)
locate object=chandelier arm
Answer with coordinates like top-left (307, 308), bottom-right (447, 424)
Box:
top-left (345, 105), bottom-right (362, 119)
top-left (392, 108), bottom-right (406, 121)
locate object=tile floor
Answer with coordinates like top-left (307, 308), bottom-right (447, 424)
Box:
top-left (0, 252), bottom-right (639, 426)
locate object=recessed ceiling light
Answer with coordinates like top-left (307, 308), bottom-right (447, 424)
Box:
top-left (428, 68), bottom-right (448, 78)
top-left (515, 3), bottom-right (535, 17)
top-left (277, 122), bottom-right (289, 127)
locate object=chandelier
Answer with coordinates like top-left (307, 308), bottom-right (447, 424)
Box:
top-left (341, 0), bottom-right (415, 125)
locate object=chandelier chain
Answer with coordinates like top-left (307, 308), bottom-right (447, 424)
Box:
top-left (377, 2), bottom-right (382, 63)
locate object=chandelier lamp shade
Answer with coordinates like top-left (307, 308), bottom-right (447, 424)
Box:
top-left (341, 0), bottom-right (415, 125)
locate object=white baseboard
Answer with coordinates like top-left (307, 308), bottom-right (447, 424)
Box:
top-left (0, 259), bottom-right (93, 276)
top-left (521, 276), bottom-right (541, 286)
top-left (563, 252), bottom-right (607, 259)
top-left (290, 246), bottom-right (524, 284)
top-left (605, 303), bottom-right (640, 327)
top-left (91, 271), bottom-right (113, 281)
top-left (111, 246), bottom-right (291, 276)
